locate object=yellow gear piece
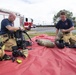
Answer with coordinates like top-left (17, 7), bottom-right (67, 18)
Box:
top-left (16, 59), bottom-right (22, 64)
top-left (21, 49), bottom-right (28, 57)
top-left (2, 45), bottom-right (5, 55)
top-left (2, 45), bottom-right (5, 50)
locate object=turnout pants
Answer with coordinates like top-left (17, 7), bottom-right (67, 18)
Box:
top-left (63, 32), bottom-right (76, 44)
top-left (56, 32), bottom-right (76, 44)
top-left (0, 34), bottom-right (16, 51)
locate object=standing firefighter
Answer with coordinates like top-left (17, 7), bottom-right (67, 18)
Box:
top-left (55, 11), bottom-right (76, 46)
top-left (0, 13), bottom-right (23, 59)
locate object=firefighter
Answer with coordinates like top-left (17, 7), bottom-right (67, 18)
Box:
top-left (55, 11), bottom-right (76, 46)
top-left (0, 13), bottom-right (24, 59)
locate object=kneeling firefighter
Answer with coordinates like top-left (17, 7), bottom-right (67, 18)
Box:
top-left (55, 11), bottom-right (76, 48)
top-left (0, 13), bottom-right (27, 60)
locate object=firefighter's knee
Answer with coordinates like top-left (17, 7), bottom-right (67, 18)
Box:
top-left (0, 50), bottom-right (5, 58)
top-left (63, 36), bottom-right (70, 43)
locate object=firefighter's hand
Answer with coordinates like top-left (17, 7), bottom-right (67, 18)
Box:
top-left (61, 29), bottom-right (67, 33)
top-left (19, 27), bottom-right (25, 31)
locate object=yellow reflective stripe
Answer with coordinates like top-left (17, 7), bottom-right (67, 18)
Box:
top-left (2, 45), bottom-right (5, 50)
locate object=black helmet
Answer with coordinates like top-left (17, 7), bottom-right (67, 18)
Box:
top-left (55, 39), bottom-right (65, 49)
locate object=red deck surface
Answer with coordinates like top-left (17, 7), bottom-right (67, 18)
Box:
top-left (0, 34), bottom-right (76, 75)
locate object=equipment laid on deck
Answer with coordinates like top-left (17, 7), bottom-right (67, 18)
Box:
top-left (16, 59), bottom-right (22, 64)
top-left (55, 39), bottom-right (76, 49)
top-left (68, 38), bottom-right (76, 48)
top-left (36, 39), bottom-right (55, 48)
top-left (13, 30), bottom-right (32, 49)
top-left (55, 39), bottom-right (65, 49)
top-left (0, 29), bottom-right (32, 61)
top-left (12, 46), bottom-right (26, 58)
top-left (11, 30), bottom-right (32, 62)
